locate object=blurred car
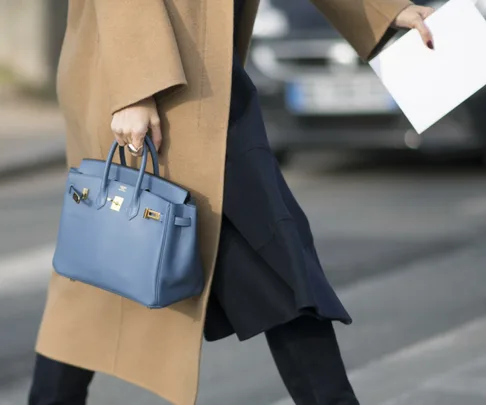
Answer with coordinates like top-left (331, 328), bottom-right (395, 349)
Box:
top-left (246, 0), bottom-right (486, 164)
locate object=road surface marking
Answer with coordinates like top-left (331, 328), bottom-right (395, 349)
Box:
top-left (0, 378), bottom-right (31, 405)
top-left (270, 316), bottom-right (486, 405)
top-left (378, 354), bottom-right (486, 405)
top-left (458, 195), bottom-right (486, 217)
top-left (0, 244), bottom-right (54, 292)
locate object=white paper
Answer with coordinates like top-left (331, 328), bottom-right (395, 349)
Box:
top-left (369, 0), bottom-right (486, 134)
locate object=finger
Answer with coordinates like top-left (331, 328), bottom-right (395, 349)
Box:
top-left (131, 126), bottom-right (146, 149)
top-left (114, 133), bottom-right (126, 147)
top-left (111, 120), bottom-right (125, 145)
top-left (418, 7), bottom-right (434, 20)
top-left (128, 145), bottom-right (143, 157)
top-left (413, 17), bottom-right (433, 49)
top-left (150, 116), bottom-right (163, 152)
top-left (121, 128), bottom-right (134, 146)
top-left (128, 128), bottom-right (146, 156)
top-left (111, 129), bottom-right (126, 146)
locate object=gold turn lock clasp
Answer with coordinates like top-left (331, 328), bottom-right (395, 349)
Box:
top-left (143, 208), bottom-right (161, 221)
top-left (73, 188), bottom-right (89, 204)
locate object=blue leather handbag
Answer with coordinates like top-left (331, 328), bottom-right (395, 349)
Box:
top-left (53, 137), bottom-right (205, 308)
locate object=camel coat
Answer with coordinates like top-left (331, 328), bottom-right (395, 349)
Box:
top-left (36, 1), bottom-right (412, 404)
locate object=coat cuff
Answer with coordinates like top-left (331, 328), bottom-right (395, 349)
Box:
top-left (366, 0), bottom-right (414, 60)
top-left (311, 0), bottom-right (413, 61)
top-left (94, 0), bottom-right (187, 114)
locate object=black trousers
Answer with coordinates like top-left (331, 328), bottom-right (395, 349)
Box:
top-left (29, 316), bottom-right (359, 405)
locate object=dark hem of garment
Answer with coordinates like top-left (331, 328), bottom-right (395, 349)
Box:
top-left (205, 308), bottom-right (352, 342)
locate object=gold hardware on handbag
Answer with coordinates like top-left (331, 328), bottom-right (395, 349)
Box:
top-left (143, 208), bottom-right (161, 221)
top-left (108, 196), bottom-right (124, 211)
top-left (73, 192), bottom-right (81, 204)
top-left (73, 188), bottom-right (89, 204)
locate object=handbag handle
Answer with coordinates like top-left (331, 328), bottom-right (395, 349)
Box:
top-left (118, 147), bottom-right (127, 166)
top-left (117, 136), bottom-right (159, 177)
top-left (96, 137), bottom-right (160, 216)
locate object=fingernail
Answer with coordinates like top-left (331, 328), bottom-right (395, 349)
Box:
top-left (427, 40), bottom-right (434, 50)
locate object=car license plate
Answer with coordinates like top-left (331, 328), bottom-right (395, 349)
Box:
top-left (285, 73), bottom-right (399, 115)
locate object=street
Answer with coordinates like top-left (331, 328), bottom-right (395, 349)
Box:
top-left (1, 154), bottom-right (486, 405)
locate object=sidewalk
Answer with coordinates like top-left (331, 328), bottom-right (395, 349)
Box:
top-left (0, 89), bottom-right (66, 179)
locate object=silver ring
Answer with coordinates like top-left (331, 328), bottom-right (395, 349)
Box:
top-left (128, 143), bottom-right (143, 153)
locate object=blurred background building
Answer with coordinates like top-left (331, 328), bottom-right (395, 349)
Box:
top-left (0, 0), bottom-right (66, 97)
top-left (2, 0), bottom-right (486, 167)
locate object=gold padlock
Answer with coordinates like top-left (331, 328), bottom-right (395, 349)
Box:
top-left (108, 196), bottom-right (124, 211)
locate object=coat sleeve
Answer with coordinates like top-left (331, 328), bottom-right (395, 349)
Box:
top-left (310, 0), bottom-right (413, 60)
top-left (93, 0), bottom-right (187, 114)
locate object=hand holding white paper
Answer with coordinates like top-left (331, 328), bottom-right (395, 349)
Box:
top-left (369, 0), bottom-right (486, 134)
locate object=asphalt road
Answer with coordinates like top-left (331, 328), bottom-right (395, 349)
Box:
top-left (1, 154), bottom-right (486, 405)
